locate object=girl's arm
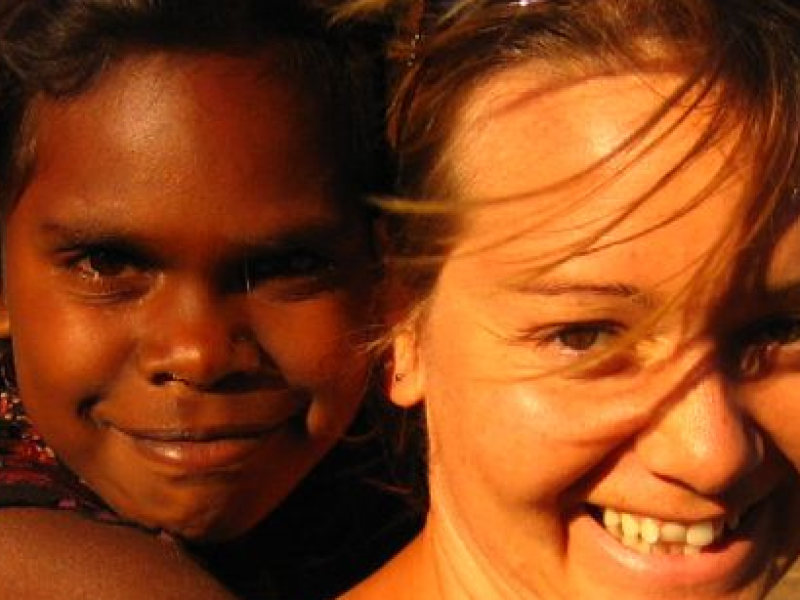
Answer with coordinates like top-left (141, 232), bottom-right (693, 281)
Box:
top-left (0, 508), bottom-right (240, 600)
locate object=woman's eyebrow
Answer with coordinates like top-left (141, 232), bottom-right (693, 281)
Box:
top-left (505, 278), bottom-right (657, 308)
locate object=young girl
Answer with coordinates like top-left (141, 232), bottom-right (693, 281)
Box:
top-left (339, 1), bottom-right (800, 599)
top-left (0, 1), bottom-right (405, 598)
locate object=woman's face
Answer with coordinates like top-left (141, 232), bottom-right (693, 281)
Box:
top-left (392, 68), bottom-right (800, 599)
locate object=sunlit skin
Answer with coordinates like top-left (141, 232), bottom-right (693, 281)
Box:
top-left (345, 69), bottom-right (800, 599)
top-left (0, 51), bottom-right (375, 541)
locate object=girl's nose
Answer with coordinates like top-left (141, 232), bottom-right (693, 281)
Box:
top-left (634, 368), bottom-right (762, 496)
top-left (136, 283), bottom-right (262, 390)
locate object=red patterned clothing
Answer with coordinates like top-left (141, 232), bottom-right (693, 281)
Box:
top-left (0, 390), bottom-right (418, 600)
top-left (0, 390), bottom-right (117, 521)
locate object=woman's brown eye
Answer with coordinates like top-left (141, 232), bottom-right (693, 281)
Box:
top-left (556, 327), bottom-right (604, 351)
top-left (730, 316), bottom-right (800, 378)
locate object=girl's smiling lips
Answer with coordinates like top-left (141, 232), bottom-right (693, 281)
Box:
top-left (104, 421), bottom-right (294, 473)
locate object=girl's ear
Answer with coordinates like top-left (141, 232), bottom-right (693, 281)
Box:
top-left (388, 327), bottom-right (425, 408)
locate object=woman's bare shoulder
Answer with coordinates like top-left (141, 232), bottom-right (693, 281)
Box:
top-left (0, 508), bottom-right (238, 600)
top-left (338, 534), bottom-right (424, 600)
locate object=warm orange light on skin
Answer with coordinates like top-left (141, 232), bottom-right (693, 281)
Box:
top-left (375, 70), bottom-right (800, 600)
top-left (0, 52), bottom-right (375, 541)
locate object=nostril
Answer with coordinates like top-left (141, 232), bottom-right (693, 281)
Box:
top-left (139, 320), bottom-right (265, 390)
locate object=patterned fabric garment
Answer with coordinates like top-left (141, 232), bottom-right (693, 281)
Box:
top-left (0, 389), bottom-right (418, 600)
top-left (0, 390), bottom-right (118, 521)
top-left (0, 390), bottom-right (280, 599)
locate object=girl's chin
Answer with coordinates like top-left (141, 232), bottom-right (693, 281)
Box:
top-left (562, 499), bottom-right (778, 600)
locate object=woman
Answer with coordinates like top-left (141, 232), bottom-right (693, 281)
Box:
top-left (339, 1), bottom-right (800, 599)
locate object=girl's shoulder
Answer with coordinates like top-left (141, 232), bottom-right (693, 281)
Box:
top-left (0, 507), bottom-right (238, 600)
top-left (0, 396), bottom-right (238, 599)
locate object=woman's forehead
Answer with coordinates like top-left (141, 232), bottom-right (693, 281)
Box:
top-left (445, 66), bottom-right (735, 201)
top-left (442, 72), bottom-right (749, 244)
top-left (430, 65), bottom-right (800, 309)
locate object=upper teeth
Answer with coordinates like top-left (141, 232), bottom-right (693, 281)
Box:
top-left (600, 507), bottom-right (740, 555)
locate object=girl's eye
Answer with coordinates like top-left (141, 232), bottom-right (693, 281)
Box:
top-left (62, 246), bottom-right (152, 301)
top-left (244, 249), bottom-right (337, 299)
top-left (75, 249), bottom-right (136, 279)
top-left (248, 250), bottom-right (333, 280)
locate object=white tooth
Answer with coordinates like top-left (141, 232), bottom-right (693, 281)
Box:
top-left (686, 521), bottom-right (715, 547)
top-left (683, 544), bottom-right (701, 555)
top-left (641, 518), bottom-right (661, 544)
top-left (637, 540), bottom-right (653, 554)
top-left (603, 507), bottom-right (621, 529)
top-left (660, 522), bottom-right (687, 543)
top-left (621, 513), bottom-right (640, 540)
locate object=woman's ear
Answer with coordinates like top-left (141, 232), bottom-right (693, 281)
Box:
top-left (388, 326), bottom-right (425, 408)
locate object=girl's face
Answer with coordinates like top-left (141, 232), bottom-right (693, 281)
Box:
top-left (392, 68), bottom-right (800, 599)
top-left (0, 52), bottom-right (374, 541)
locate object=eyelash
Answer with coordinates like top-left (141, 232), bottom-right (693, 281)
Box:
top-left (243, 249), bottom-right (338, 299)
top-left (729, 315), bottom-right (800, 377)
top-left (245, 249), bottom-right (334, 282)
top-left (544, 321), bottom-right (621, 353)
top-left (744, 316), bottom-right (800, 346)
top-left (510, 320), bottom-right (635, 378)
top-left (63, 245), bottom-right (153, 299)
top-left (59, 242), bottom-right (339, 304)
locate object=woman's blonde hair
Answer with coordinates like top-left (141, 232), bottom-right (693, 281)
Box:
top-left (342, 0), bottom-right (800, 320)
top-left (337, 0), bottom-right (800, 513)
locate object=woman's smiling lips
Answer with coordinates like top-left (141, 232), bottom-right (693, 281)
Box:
top-left (570, 497), bottom-right (775, 592)
top-left (105, 422), bottom-right (292, 473)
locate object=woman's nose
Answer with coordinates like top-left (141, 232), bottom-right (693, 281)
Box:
top-left (634, 368), bottom-right (763, 496)
top-left (136, 282), bottom-right (262, 389)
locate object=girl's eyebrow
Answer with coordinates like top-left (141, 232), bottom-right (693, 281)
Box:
top-left (37, 217), bottom-right (350, 249)
top-left (236, 223), bottom-right (351, 252)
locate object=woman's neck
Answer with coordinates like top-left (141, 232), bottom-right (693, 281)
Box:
top-left (340, 510), bottom-right (538, 600)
